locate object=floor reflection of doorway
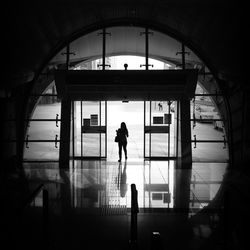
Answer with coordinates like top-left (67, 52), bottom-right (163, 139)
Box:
top-left (107, 101), bottom-right (144, 160)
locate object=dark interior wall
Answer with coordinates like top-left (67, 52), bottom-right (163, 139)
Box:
top-left (1, 0), bottom-right (248, 171)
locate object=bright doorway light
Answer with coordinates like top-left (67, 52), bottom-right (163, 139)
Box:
top-left (107, 101), bottom-right (144, 159)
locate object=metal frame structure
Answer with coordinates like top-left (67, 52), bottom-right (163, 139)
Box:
top-left (71, 100), bottom-right (107, 160)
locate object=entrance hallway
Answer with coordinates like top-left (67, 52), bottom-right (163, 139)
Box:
top-left (73, 100), bottom-right (177, 160)
top-left (15, 159), bottom-right (227, 250)
top-left (107, 101), bottom-right (144, 159)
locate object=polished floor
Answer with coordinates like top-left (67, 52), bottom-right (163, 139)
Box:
top-left (9, 159), bottom-right (227, 250)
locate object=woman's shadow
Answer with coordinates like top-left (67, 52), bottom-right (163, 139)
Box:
top-left (117, 161), bottom-right (127, 198)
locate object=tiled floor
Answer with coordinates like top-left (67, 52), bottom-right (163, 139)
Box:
top-left (17, 159), bottom-right (228, 249)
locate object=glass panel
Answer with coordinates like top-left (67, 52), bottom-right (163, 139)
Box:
top-left (151, 101), bottom-right (170, 122)
top-left (169, 101), bottom-right (177, 157)
top-left (191, 122), bottom-right (225, 141)
top-left (101, 134), bottom-right (106, 157)
top-left (151, 134), bottom-right (168, 157)
top-left (59, 30), bottom-right (103, 70)
top-left (190, 163), bottom-right (228, 210)
top-left (23, 142), bottom-right (59, 160)
top-left (144, 101), bottom-right (176, 158)
top-left (195, 80), bottom-right (221, 96)
top-left (101, 101), bottom-right (106, 126)
top-left (82, 101), bottom-right (100, 125)
top-left (82, 134), bottom-right (100, 157)
top-left (72, 101), bottom-right (106, 158)
top-left (24, 92), bottom-right (61, 161)
top-left (145, 101), bottom-right (150, 126)
top-left (149, 30), bottom-right (181, 69)
top-left (190, 95), bottom-right (218, 120)
top-left (31, 98), bottom-right (61, 119)
top-left (74, 101), bottom-right (81, 157)
top-left (192, 162), bottom-right (228, 181)
top-left (192, 142), bottom-right (229, 162)
top-left (106, 27), bottom-right (145, 70)
top-left (27, 121), bottom-right (60, 140)
top-left (144, 133), bottom-right (150, 158)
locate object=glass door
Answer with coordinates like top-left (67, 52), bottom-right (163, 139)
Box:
top-left (144, 101), bottom-right (177, 159)
top-left (71, 101), bottom-right (107, 159)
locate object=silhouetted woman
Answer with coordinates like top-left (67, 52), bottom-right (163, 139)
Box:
top-left (116, 122), bottom-right (129, 162)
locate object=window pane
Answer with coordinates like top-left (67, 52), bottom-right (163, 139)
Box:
top-left (151, 134), bottom-right (168, 157)
top-left (23, 142), bottom-right (59, 160)
top-left (191, 122), bottom-right (225, 141)
top-left (31, 101), bottom-right (61, 119)
top-left (27, 121), bottom-right (60, 140)
top-left (192, 142), bottom-right (228, 162)
top-left (190, 97), bottom-right (217, 120)
top-left (190, 163), bottom-right (227, 211)
top-left (82, 134), bottom-right (100, 157)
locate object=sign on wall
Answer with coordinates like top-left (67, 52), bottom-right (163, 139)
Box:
top-left (153, 116), bottom-right (164, 124)
top-left (91, 114), bottom-right (98, 126)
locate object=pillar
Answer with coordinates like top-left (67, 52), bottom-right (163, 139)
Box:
top-left (59, 97), bottom-right (71, 169)
top-left (174, 97), bottom-right (192, 215)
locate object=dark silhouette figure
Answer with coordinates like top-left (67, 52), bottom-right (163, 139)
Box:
top-left (158, 102), bottom-right (163, 111)
top-left (116, 122), bottom-right (129, 162)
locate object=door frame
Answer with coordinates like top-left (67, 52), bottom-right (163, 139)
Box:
top-left (71, 100), bottom-right (107, 160)
top-left (55, 69), bottom-right (197, 168)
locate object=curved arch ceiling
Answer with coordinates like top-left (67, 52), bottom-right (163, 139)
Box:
top-left (50, 26), bottom-right (202, 69)
top-left (3, 0), bottom-right (245, 88)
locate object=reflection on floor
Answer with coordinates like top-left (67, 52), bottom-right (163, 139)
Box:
top-left (9, 159), bottom-right (227, 250)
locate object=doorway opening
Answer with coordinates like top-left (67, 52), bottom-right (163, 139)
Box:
top-left (70, 99), bottom-right (178, 161)
top-left (107, 101), bottom-right (144, 160)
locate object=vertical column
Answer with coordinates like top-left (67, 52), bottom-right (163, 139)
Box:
top-left (59, 43), bottom-right (74, 168)
top-left (98, 28), bottom-right (111, 70)
top-left (71, 101), bottom-right (75, 158)
top-left (143, 101), bottom-right (146, 158)
top-left (102, 28), bottom-right (106, 71)
top-left (149, 101), bottom-right (152, 158)
top-left (174, 97), bottom-right (192, 216)
top-left (145, 27), bottom-right (149, 71)
top-left (105, 101), bottom-right (107, 158)
top-left (59, 97), bottom-right (71, 169)
top-left (168, 101), bottom-right (171, 158)
top-left (181, 43), bottom-right (186, 70)
top-left (176, 43), bottom-right (190, 70)
top-left (81, 101), bottom-right (83, 158)
top-left (66, 45), bottom-right (70, 70)
top-left (180, 97), bottom-right (192, 169)
top-left (99, 101), bottom-right (101, 157)
top-left (140, 28), bottom-right (153, 70)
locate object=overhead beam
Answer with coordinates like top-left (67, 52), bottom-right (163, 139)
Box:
top-left (55, 69), bottom-right (198, 101)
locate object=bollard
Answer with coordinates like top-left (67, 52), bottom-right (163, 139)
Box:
top-left (151, 232), bottom-right (162, 250)
top-left (130, 184), bottom-right (139, 247)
